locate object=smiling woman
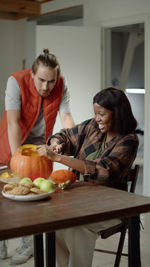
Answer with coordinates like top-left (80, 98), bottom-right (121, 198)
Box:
top-left (36, 86), bottom-right (139, 267)
top-left (37, 87), bottom-right (138, 189)
top-left (94, 103), bottom-right (113, 138)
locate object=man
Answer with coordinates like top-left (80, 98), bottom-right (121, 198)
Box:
top-left (0, 49), bottom-right (75, 264)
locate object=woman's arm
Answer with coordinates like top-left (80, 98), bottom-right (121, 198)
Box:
top-left (37, 145), bottom-right (85, 174)
top-left (47, 120), bottom-right (90, 156)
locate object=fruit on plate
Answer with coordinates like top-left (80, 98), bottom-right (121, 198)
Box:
top-left (0, 171), bottom-right (12, 178)
top-left (39, 179), bottom-right (54, 193)
top-left (10, 144), bottom-right (53, 181)
top-left (20, 177), bottom-right (33, 184)
top-left (50, 169), bottom-right (77, 184)
top-left (33, 177), bottom-right (46, 188)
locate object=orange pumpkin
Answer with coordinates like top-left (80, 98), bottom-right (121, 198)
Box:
top-left (50, 169), bottom-right (77, 184)
top-left (10, 144), bottom-right (53, 181)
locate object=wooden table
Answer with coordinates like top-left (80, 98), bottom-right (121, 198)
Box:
top-left (0, 181), bottom-right (150, 267)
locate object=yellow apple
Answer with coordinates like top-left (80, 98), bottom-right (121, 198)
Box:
top-left (20, 177), bottom-right (33, 184)
top-left (40, 180), bottom-right (54, 193)
top-left (33, 177), bottom-right (46, 188)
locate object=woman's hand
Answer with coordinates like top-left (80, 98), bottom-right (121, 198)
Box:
top-left (37, 145), bottom-right (60, 162)
top-left (37, 145), bottom-right (85, 174)
top-left (49, 138), bottom-right (64, 154)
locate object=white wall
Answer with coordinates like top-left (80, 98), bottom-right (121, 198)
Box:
top-left (0, 19), bottom-right (26, 118)
top-left (13, 19), bottom-right (26, 70)
top-left (84, 0), bottom-right (150, 25)
top-left (0, 20), bottom-right (15, 116)
top-left (36, 25), bottom-right (101, 127)
top-left (26, 20), bottom-right (36, 69)
top-left (126, 93), bottom-right (144, 131)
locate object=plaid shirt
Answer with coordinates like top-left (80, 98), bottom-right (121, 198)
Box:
top-left (48, 118), bottom-right (139, 190)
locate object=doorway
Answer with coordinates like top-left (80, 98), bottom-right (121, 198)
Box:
top-left (102, 22), bottom-right (144, 194)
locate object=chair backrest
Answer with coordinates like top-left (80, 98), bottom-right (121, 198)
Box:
top-left (127, 164), bottom-right (140, 193)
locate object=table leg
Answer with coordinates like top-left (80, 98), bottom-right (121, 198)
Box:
top-left (128, 215), bottom-right (141, 267)
top-left (33, 234), bottom-right (44, 267)
top-left (45, 232), bottom-right (56, 267)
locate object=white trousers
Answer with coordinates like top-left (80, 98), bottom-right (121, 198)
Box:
top-left (56, 219), bottom-right (120, 267)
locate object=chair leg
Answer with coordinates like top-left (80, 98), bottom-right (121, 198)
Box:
top-left (114, 228), bottom-right (127, 267)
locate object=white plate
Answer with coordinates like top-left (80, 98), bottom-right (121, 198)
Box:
top-left (0, 177), bottom-right (20, 183)
top-left (2, 190), bottom-right (54, 202)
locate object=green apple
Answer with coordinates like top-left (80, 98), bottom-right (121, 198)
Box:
top-left (40, 179), bottom-right (54, 193)
top-left (33, 177), bottom-right (46, 188)
top-left (20, 177), bottom-right (33, 184)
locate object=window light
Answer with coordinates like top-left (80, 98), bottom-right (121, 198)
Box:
top-left (125, 88), bottom-right (145, 94)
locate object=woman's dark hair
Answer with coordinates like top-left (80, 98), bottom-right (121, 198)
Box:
top-left (32, 49), bottom-right (60, 77)
top-left (93, 87), bottom-right (137, 135)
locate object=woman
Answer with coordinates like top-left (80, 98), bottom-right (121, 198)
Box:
top-left (37, 87), bottom-right (139, 267)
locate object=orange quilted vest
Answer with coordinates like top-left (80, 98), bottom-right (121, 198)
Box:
top-left (0, 69), bottom-right (64, 164)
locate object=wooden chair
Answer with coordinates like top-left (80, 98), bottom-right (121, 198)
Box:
top-left (94, 164), bottom-right (140, 267)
